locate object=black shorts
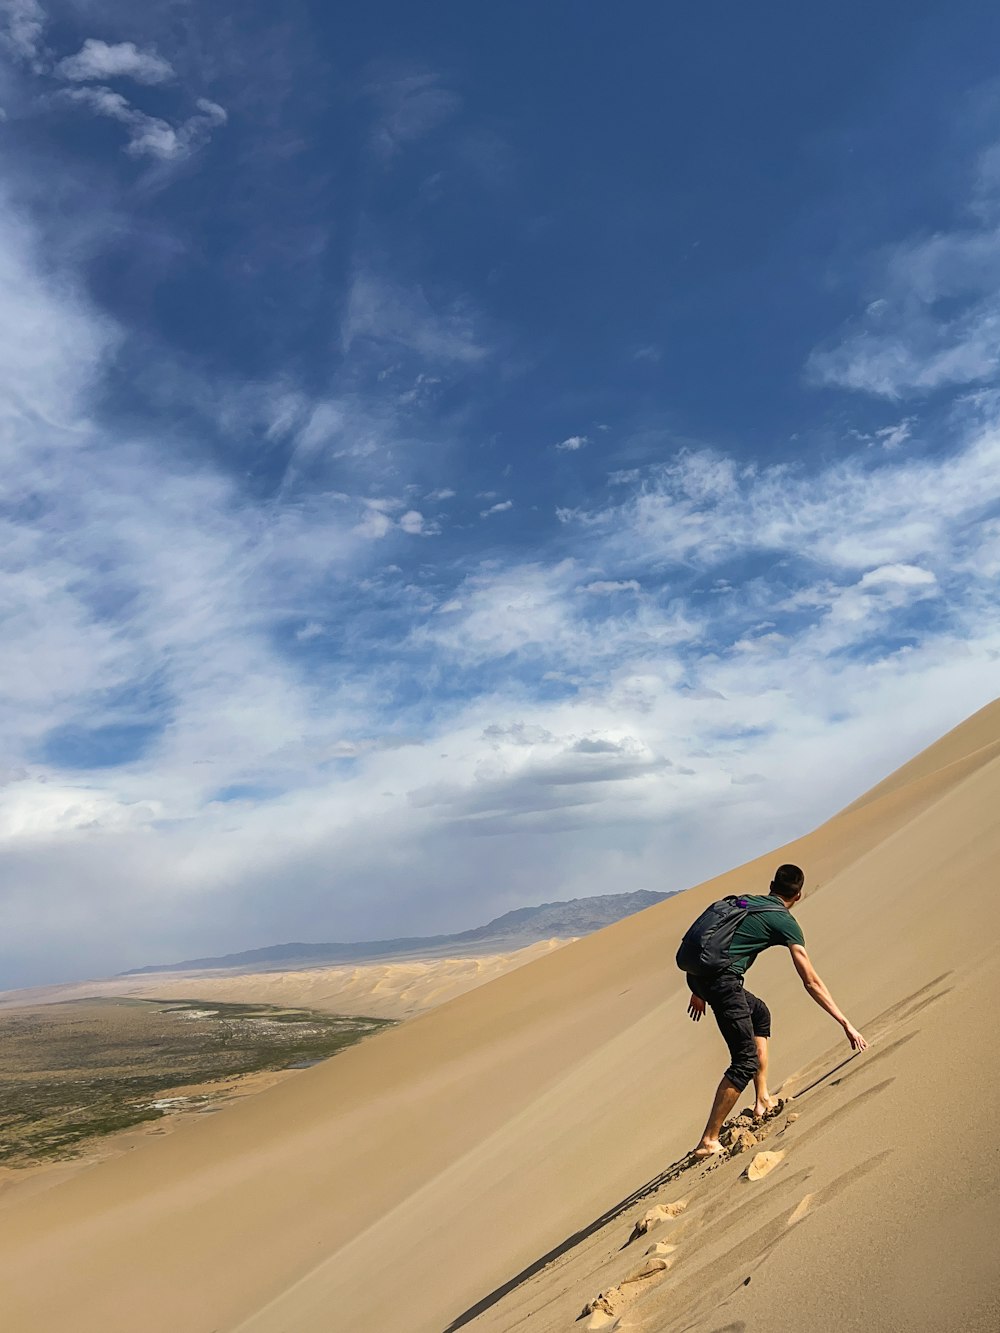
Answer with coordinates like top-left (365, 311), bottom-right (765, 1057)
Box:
top-left (687, 970), bottom-right (771, 1093)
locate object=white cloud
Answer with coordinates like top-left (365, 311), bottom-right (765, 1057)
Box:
top-left (399, 509), bottom-right (425, 534)
top-left (480, 499), bottom-right (512, 517)
top-left (354, 508), bottom-right (394, 539)
top-left (858, 563), bottom-right (936, 588)
top-left (56, 39), bottom-right (174, 86)
top-left (875, 418), bottom-right (913, 450)
top-left (416, 560), bottom-right (696, 671)
top-left (555, 434), bottom-right (587, 451)
top-left (419, 562), bottom-right (579, 664)
top-left (0, 779), bottom-right (160, 838)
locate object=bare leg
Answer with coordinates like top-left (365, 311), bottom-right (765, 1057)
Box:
top-left (693, 1076), bottom-right (741, 1157)
top-left (752, 1036), bottom-right (776, 1119)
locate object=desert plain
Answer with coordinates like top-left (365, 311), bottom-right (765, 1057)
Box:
top-left (1, 699), bottom-right (999, 1332)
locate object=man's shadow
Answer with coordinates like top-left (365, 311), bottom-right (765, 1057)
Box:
top-left (440, 1147), bottom-right (700, 1331)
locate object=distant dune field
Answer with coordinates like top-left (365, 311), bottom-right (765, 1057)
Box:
top-left (0, 937), bottom-right (572, 1020)
top-left (1, 700), bottom-right (998, 1333)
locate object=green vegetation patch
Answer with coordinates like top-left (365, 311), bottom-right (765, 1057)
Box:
top-left (0, 997), bottom-right (394, 1168)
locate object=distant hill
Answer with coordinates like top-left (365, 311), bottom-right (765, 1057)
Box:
top-left (121, 890), bottom-right (675, 975)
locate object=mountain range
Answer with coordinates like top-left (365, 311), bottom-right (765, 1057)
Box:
top-left (121, 889), bottom-right (674, 974)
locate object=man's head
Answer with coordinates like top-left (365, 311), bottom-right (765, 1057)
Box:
top-left (769, 863), bottom-right (805, 904)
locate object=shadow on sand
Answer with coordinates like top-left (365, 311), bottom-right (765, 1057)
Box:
top-left (441, 1147), bottom-right (701, 1331)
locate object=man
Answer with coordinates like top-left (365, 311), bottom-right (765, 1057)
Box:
top-left (684, 863), bottom-right (867, 1159)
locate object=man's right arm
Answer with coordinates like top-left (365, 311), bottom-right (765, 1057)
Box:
top-left (789, 944), bottom-right (868, 1051)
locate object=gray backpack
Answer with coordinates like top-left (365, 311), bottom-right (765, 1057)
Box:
top-left (675, 895), bottom-right (787, 976)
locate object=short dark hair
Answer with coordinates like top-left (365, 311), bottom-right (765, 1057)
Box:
top-left (770, 863), bottom-right (805, 898)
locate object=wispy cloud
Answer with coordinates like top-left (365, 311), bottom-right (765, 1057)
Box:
top-left (559, 435), bottom-right (1000, 574)
top-left (364, 65), bottom-right (461, 161)
top-left (808, 140), bottom-right (1000, 399)
top-left (632, 344), bottom-right (661, 363)
top-left (555, 434), bottom-right (587, 451)
top-left (479, 498), bottom-right (513, 517)
top-left (0, 0), bottom-right (45, 67)
top-left (343, 269), bottom-right (489, 365)
top-left (583, 579), bottom-right (640, 594)
top-left (62, 87), bottom-right (226, 160)
top-left (875, 418), bottom-right (914, 450)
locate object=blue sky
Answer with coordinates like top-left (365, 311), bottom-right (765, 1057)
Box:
top-left (1, 1), bottom-right (999, 987)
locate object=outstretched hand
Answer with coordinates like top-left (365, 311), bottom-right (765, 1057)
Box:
top-left (688, 993), bottom-right (705, 1022)
top-left (844, 1023), bottom-right (868, 1052)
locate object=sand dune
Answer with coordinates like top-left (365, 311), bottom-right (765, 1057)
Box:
top-left (2, 699), bottom-right (999, 1332)
top-left (0, 937), bottom-right (571, 1020)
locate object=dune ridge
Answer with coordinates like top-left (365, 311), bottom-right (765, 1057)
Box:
top-left (1, 699), bottom-right (998, 1333)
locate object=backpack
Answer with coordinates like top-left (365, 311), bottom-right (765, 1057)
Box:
top-left (675, 895), bottom-right (788, 977)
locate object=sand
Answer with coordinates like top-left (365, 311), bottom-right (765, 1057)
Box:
top-left (1, 698), bottom-right (999, 1332)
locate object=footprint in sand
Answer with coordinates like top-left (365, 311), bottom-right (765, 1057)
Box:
top-left (644, 1240), bottom-right (677, 1258)
top-left (627, 1199), bottom-right (687, 1242)
top-left (744, 1150), bottom-right (785, 1181)
top-left (584, 1311), bottom-right (621, 1331)
top-left (582, 1288), bottom-right (625, 1319)
top-left (582, 1253), bottom-right (674, 1329)
top-left (726, 1128), bottom-right (758, 1155)
top-left (623, 1255), bottom-right (672, 1283)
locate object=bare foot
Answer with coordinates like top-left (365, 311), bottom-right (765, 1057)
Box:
top-left (692, 1139), bottom-right (723, 1159)
top-left (753, 1095), bottom-right (783, 1121)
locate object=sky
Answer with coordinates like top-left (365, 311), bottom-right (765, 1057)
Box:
top-left (1, 2), bottom-right (999, 988)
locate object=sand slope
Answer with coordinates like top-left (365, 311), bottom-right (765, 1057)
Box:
top-left (2, 699), bottom-right (999, 1333)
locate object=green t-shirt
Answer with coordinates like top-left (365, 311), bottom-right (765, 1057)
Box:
top-left (726, 895), bottom-right (805, 976)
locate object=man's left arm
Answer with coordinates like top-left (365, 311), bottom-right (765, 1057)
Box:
top-left (789, 944), bottom-right (868, 1051)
